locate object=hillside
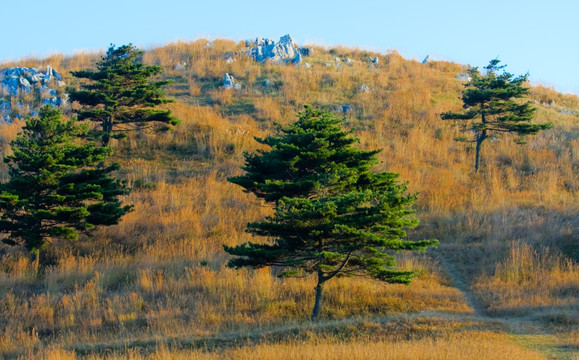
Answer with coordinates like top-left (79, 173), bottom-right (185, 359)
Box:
top-left (0, 37), bottom-right (577, 359)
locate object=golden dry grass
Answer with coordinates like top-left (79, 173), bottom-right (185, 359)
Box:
top-left (474, 242), bottom-right (578, 314)
top-left (23, 330), bottom-right (549, 360)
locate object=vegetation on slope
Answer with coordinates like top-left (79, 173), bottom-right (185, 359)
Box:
top-left (0, 39), bottom-right (577, 358)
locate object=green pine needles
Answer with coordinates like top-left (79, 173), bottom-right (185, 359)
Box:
top-left (69, 44), bottom-right (180, 145)
top-left (0, 107), bottom-right (131, 264)
top-left (225, 106), bottom-right (438, 321)
top-left (442, 59), bottom-right (552, 173)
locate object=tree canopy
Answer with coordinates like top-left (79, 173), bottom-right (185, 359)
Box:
top-left (225, 106), bottom-right (438, 321)
top-left (69, 44), bottom-right (180, 144)
top-left (441, 59), bottom-right (552, 173)
top-left (0, 107), bottom-right (131, 262)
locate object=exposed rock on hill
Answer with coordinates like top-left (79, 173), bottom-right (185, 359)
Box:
top-left (223, 73), bottom-right (242, 90)
top-left (0, 65), bottom-right (67, 123)
top-left (456, 73), bottom-right (472, 83)
top-left (248, 34), bottom-right (308, 64)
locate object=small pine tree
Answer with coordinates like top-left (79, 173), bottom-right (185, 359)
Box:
top-left (0, 107), bottom-right (131, 265)
top-left (69, 44), bottom-right (180, 144)
top-left (441, 59), bottom-right (552, 173)
top-left (225, 106), bottom-right (438, 321)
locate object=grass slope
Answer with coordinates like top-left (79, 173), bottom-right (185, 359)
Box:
top-left (0, 39), bottom-right (577, 359)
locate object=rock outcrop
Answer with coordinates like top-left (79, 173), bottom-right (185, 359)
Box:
top-left (248, 34), bottom-right (309, 64)
top-left (456, 73), bottom-right (472, 83)
top-left (0, 65), bottom-right (67, 123)
top-left (223, 73), bottom-right (242, 90)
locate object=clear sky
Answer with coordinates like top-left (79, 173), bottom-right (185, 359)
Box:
top-left (2, 0), bottom-right (578, 94)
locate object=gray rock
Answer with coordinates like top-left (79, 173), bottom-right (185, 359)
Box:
top-left (223, 73), bottom-right (241, 90)
top-left (225, 57), bottom-right (234, 64)
top-left (19, 77), bottom-right (31, 91)
top-left (1, 65), bottom-right (68, 117)
top-left (42, 97), bottom-right (59, 107)
top-left (334, 57), bottom-right (341, 63)
top-left (300, 48), bottom-right (313, 57)
top-left (264, 79), bottom-right (270, 87)
top-left (293, 52), bottom-right (302, 64)
top-left (372, 56), bottom-right (379, 64)
top-left (2, 114), bottom-right (11, 123)
top-left (175, 62), bottom-right (186, 71)
top-left (342, 105), bottom-right (352, 113)
top-left (249, 34), bottom-right (308, 64)
top-left (560, 109), bottom-right (573, 115)
top-left (0, 101), bottom-right (11, 114)
top-left (422, 55), bottom-right (431, 64)
top-left (52, 68), bottom-right (62, 81)
top-left (345, 58), bottom-right (354, 65)
top-left (456, 73), bottom-right (471, 83)
top-left (359, 85), bottom-right (369, 93)
top-left (303, 62), bottom-right (311, 68)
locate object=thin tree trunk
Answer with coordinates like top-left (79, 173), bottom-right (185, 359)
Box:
top-left (474, 130), bottom-right (486, 173)
top-left (31, 248), bottom-right (40, 276)
top-left (311, 280), bottom-right (324, 322)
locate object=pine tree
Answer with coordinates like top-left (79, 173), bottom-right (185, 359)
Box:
top-left (225, 106), bottom-right (438, 321)
top-left (441, 59), bottom-right (552, 173)
top-left (0, 107), bottom-right (132, 265)
top-left (69, 44), bottom-right (180, 145)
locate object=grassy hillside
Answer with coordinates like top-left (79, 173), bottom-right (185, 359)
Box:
top-left (0, 39), bottom-right (577, 359)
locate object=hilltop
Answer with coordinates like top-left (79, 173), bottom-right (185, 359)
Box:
top-left (0, 36), bottom-right (577, 359)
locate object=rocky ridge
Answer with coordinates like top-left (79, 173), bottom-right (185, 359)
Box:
top-left (0, 66), bottom-right (68, 123)
top-left (247, 34), bottom-right (311, 64)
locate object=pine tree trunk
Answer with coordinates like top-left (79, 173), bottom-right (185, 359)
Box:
top-left (30, 248), bottom-right (40, 276)
top-left (311, 278), bottom-right (324, 322)
top-left (102, 116), bottom-right (113, 145)
top-left (474, 130), bottom-right (487, 173)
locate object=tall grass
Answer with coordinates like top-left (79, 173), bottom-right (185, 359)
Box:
top-left (0, 38), bottom-right (577, 357)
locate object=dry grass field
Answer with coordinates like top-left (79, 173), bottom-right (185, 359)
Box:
top-left (0, 39), bottom-right (577, 359)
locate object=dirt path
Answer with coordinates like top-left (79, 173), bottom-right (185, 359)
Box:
top-left (433, 249), bottom-right (487, 317)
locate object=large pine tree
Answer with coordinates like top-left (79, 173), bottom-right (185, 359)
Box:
top-left (442, 59), bottom-right (552, 173)
top-left (69, 44), bottom-right (179, 144)
top-left (226, 106), bottom-right (438, 321)
top-left (0, 107), bottom-right (131, 264)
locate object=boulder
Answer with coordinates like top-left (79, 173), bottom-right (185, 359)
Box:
top-left (0, 101), bottom-right (11, 114)
top-left (345, 58), bottom-right (354, 65)
top-left (422, 55), bottom-right (431, 64)
top-left (456, 73), bottom-right (471, 83)
top-left (223, 73), bottom-right (241, 90)
top-left (249, 34), bottom-right (308, 64)
top-left (300, 47), bottom-right (313, 57)
top-left (359, 85), bottom-right (369, 93)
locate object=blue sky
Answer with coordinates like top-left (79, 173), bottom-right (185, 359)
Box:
top-left (2, 0), bottom-right (578, 94)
